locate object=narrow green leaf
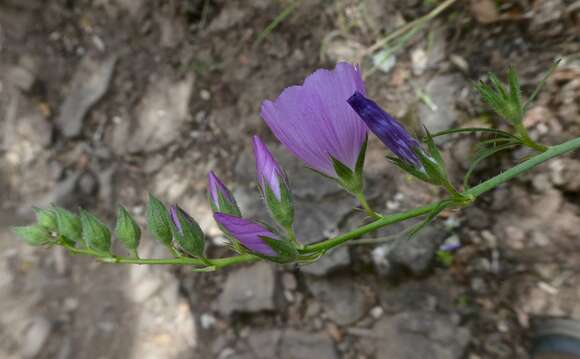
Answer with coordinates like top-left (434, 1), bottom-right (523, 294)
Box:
top-left (115, 206), bottom-right (141, 253)
top-left (146, 193), bottom-right (173, 246)
top-left (489, 73), bottom-right (508, 100)
top-left (524, 59), bottom-right (561, 111)
top-left (12, 225), bottom-right (52, 246)
top-left (507, 66), bottom-right (522, 112)
top-left (463, 142), bottom-right (518, 189)
top-left (80, 209), bottom-right (111, 254)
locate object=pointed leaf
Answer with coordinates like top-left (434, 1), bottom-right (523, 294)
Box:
top-left (33, 207), bottom-right (58, 231)
top-left (80, 209), bottom-right (111, 254)
top-left (146, 193), bottom-right (173, 246)
top-left (115, 206), bottom-right (141, 252)
top-left (12, 225), bottom-right (52, 246)
top-left (53, 206), bottom-right (82, 245)
top-left (171, 207), bottom-right (205, 258)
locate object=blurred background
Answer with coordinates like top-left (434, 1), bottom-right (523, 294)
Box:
top-left (1, 0), bottom-right (579, 358)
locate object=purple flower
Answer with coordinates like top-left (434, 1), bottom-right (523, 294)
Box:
top-left (213, 213), bottom-right (277, 256)
top-left (252, 136), bottom-right (287, 200)
top-left (260, 62), bottom-right (367, 177)
top-left (347, 91), bottom-right (422, 167)
top-left (208, 171), bottom-right (240, 215)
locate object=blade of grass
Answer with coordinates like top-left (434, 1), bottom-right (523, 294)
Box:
top-left (254, 0), bottom-right (303, 47)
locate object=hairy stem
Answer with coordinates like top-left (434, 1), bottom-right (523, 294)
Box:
top-left (62, 136), bottom-right (580, 269)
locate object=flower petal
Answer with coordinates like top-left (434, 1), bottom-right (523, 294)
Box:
top-left (261, 62), bottom-right (367, 177)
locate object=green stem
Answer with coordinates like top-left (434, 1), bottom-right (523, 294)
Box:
top-left (355, 192), bottom-right (381, 220)
top-left (60, 136), bottom-right (580, 269)
top-left (101, 253), bottom-right (258, 269)
top-left (286, 226), bottom-right (302, 249)
top-left (467, 136), bottom-right (580, 197)
top-left (515, 124), bottom-right (548, 152)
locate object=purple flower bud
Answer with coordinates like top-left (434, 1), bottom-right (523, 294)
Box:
top-left (347, 91), bottom-right (422, 167)
top-left (213, 213), bottom-right (277, 256)
top-left (261, 62), bottom-right (368, 177)
top-left (169, 205), bottom-right (192, 235)
top-left (207, 171), bottom-right (240, 216)
top-left (252, 136), bottom-right (287, 200)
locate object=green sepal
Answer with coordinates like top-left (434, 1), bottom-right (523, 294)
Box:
top-left (331, 156), bottom-right (362, 194)
top-left (53, 206), bottom-right (82, 246)
top-left (475, 68), bottom-right (525, 125)
top-left (263, 180), bottom-right (294, 229)
top-left (355, 135), bottom-right (368, 178)
top-left (79, 209), bottom-right (111, 254)
top-left (114, 206), bottom-right (141, 253)
top-left (33, 207), bottom-right (57, 231)
top-left (170, 208), bottom-right (205, 258)
top-left (386, 155), bottom-right (433, 184)
top-left (422, 127), bottom-right (445, 169)
top-left (146, 193), bottom-right (173, 247)
top-left (258, 235), bottom-right (298, 264)
top-left (209, 190), bottom-right (242, 217)
top-left (415, 148), bottom-right (448, 186)
top-left (12, 224), bottom-right (52, 246)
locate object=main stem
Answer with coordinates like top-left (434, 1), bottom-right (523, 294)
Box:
top-left (68, 136), bottom-right (580, 268)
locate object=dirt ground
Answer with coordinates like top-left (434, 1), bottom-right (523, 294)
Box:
top-left (1, 0), bottom-right (580, 358)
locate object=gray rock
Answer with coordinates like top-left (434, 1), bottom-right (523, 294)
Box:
top-left (6, 65), bottom-right (35, 91)
top-left (300, 247), bottom-right (350, 276)
top-left (208, 5), bottom-right (248, 32)
top-left (419, 75), bottom-right (464, 137)
top-left (370, 311), bottom-right (470, 359)
top-left (279, 330), bottom-right (337, 359)
top-left (56, 55), bottom-right (117, 137)
top-left (378, 277), bottom-right (455, 315)
top-left (122, 74), bottom-right (194, 153)
top-left (248, 329), bottom-right (282, 359)
top-left (306, 275), bottom-right (368, 325)
top-left (464, 206), bottom-right (490, 230)
top-left (218, 262), bottom-right (277, 315)
top-left (22, 316), bottom-right (52, 358)
top-left (387, 225), bottom-right (447, 274)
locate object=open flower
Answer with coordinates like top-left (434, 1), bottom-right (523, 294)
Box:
top-left (207, 171), bottom-right (241, 216)
top-left (347, 91), bottom-right (422, 167)
top-left (213, 213), bottom-right (278, 256)
top-left (260, 62), bottom-right (367, 177)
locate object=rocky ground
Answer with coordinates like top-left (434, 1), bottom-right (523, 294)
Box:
top-left (1, 0), bottom-right (580, 358)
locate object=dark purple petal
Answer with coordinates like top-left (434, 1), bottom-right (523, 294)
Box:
top-left (261, 62), bottom-right (367, 177)
top-left (214, 213), bottom-right (277, 256)
top-left (252, 136), bottom-right (285, 199)
top-left (347, 91), bottom-right (421, 167)
top-left (208, 171), bottom-right (236, 207)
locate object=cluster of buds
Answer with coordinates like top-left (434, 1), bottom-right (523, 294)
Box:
top-left (12, 61), bottom-right (560, 269)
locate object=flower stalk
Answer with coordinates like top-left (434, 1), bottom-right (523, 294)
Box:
top-left (48, 135), bottom-right (580, 269)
